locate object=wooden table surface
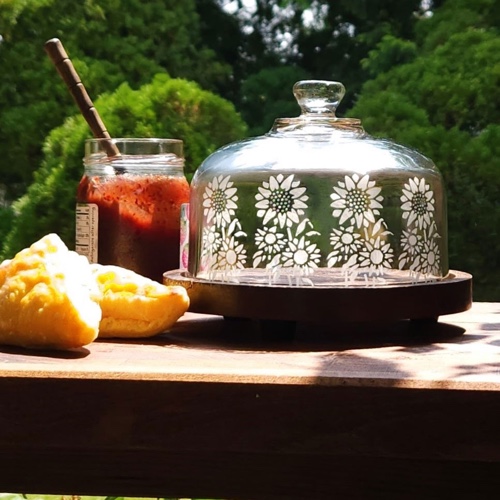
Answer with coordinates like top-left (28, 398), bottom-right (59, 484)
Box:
top-left (0, 302), bottom-right (499, 499)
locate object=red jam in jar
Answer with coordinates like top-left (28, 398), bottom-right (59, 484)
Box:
top-left (76, 138), bottom-right (189, 282)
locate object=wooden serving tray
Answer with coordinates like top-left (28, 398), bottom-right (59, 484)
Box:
top-left (164, 270), bottom-right (472, 324)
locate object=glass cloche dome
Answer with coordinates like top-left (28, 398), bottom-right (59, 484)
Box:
top-left (187, 80), bottom-right (448, 288)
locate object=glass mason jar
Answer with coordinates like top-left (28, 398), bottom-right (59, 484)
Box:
top-left (188, 81), bottom-right (448, 287)
top-left (76, 138), bottom-right (190, 282)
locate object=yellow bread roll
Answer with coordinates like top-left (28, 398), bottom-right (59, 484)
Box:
top-left (0, 234), bottom-right (101, 349)
top-left (91, 264), bottom-right (189, 338)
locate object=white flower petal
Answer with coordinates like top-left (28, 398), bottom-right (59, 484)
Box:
top-left (293, 200), bottom-right (308, 209)
top-left (281, 175), bottom-right (295, 190)
top-left (345, 176), bottom-right (356, 190)
top-left (333, 187), bottom-right (347, 198)
top-left (365, 211), bottom-right (376, 223)
top-left (331, 200), bottom-right (346, 209)
top-left (263, 210), bottom-right (275, 225)
top-left (409, 178), bottom-right (418, 191)
top-left (358, 175), bottom-right (370, 190)
top-left (366, 186), bottom-right (381, 198)
top-left (339, 209), bottom-right (352, 225)
top-left (288, 212), bottom-right (300, 224)
top-left (275, 213), bottom-right (286, 227)
top-left (270, 176), bottom-right (280, 190)
top-left (407, 212), bottom-right (417, 226)
top-left (206, 209), bottom-right (215, 224)
top-left (290, 186), bottom-right (307, 198)
top-left (219, 176), bottom-right (230, 190)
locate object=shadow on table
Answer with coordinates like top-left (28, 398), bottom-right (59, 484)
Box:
top-left (0, 344), bottom-right (91, 359)
top-left (158, 314), bottom-right (466, 353)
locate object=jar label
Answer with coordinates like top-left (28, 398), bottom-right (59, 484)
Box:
top-left (75, 203), bottom-right (98, 263)
top-left (179, 203), bottom-right (189, 270)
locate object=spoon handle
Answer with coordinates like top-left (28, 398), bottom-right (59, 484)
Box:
top-left (44, 38), bottom-right (120, 158)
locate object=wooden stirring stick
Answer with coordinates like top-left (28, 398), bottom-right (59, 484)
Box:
top-left (44, 38), bottom-right (121, 158)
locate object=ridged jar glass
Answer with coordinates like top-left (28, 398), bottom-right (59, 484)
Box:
top-left (188, 81), bottom-right (448, 287)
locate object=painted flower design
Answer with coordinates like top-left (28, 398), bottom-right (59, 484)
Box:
top-left (331, 174), bottom-right (384, 228)
top-left (400, 228), bottom-right (422, 257)
top-left (416, 237), bottom-right (441, 276)
top-left (255, 226), bottom-right (287, 255)
top-left (282, 235), bottom-right (321, 274)
top-left (203, 175), bottom-right (238, 227)
top-left (358, 236), bottom-right (394, 276)
top-left (253, 226), bottom-right (287, 267)
top-left (255, 174), bottom-right (308, 228)
top-left (327, 226), bottom-right (363, 267)
top-left (401, 177), bottom-right (435, 230)
top-left (201, 225), bottom-right (223, 256)
top-left (215, 235), bottom-right (247, 271)
top-left (330, 226), bottom-right (363, 256)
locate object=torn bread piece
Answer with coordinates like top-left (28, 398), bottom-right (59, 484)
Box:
top-left (91, 264), bottom-right (189, 338)
top-left (0, 234), bottom-right (101, 349)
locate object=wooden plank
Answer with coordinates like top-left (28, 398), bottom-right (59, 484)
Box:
top-left (3, 450), bottom-right (500, 499)
top-left (0, 303), bottom-right (498, 390)
top-left (0, 379), bottom-right (500, 498)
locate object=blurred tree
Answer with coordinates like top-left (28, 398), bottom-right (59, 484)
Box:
top-left (0, 0), bottom-right (232, 200)
top-left (349, 0), bottom-right (500, 299)
top-left (0, 74), bottom-right (247, 259)
top-left (196, 0), bottom-right (250, 103)
top-left (232, 0), bottom-right (429, 130)
top-left (240, 65), bottom-right (312, 136)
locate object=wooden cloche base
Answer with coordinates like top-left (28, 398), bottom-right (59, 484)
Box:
top-left (164, 270), bottom-right (472, 324)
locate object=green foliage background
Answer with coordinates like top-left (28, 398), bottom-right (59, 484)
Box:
top-left (349, 0), bottom-right (499, 299)
top-left (0, 0), bottom-right (231, 199)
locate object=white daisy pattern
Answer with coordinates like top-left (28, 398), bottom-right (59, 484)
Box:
top-left (200, 177), bottom-right (248, 281)
top-left (400, 228), bottom-right (422, 258)
top-left (196, 171), bottom-right (442, 286)
top-left (398, 177), bottom-right (441, 281)
top-left (327, 226), bottom-right (363, 267)
top-left (255, 174), bottom-right (308, 228)
top-left (400, 177), bottom-right (435, 230)
top-left (202, 175), bottom-right (238, 228)
top-left (417, 234), bottom-right (441, 276)
top-left (358, 235), bottom-right (395, 276)
top-left (330, 174), bottom-right (384, 229)
top-left (252, 175), bottom-right (320, 284)
top-left (207, 219), bottom-right (248, 281)
top-left (202, 225), bottom-right (223, 256)
top-left (329, 175), bottom-right (394, 283)
top-left (252, 226), bottom-right (287, 268)
top-left (282, 232), bottom-right (321, 274)
top-left (215, 235), bottom-right (247, 271)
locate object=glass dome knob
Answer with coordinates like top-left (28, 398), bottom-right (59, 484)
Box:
top-left (293, 80), bottom-right (345, 116)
